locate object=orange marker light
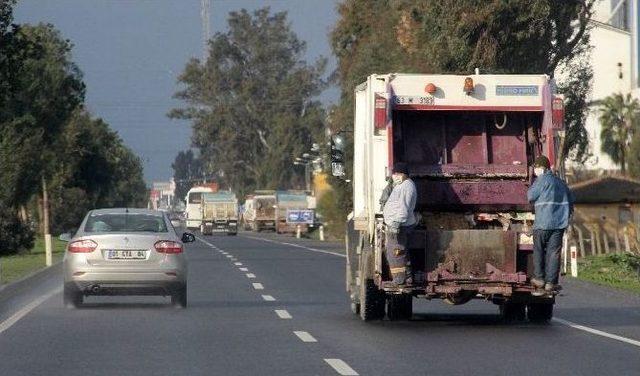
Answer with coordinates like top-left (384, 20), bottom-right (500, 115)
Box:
top-left (425, 83), bottom-right (437, 94)
top-left (463, 77), bottom-right (474, 94)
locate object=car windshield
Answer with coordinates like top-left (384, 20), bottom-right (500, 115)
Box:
top-left (84, 213), bottom-right (168, 233)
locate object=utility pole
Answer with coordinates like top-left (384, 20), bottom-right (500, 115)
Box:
top-left (201, 0), bottom-right (211, 61)
top-left (42, 176), bottom-right (52, 267)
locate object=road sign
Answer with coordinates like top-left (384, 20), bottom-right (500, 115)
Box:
top-left (286, 209), bottom-right (314, 224)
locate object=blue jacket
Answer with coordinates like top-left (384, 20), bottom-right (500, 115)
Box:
top-left (527, 170), bottom-right (574, 230)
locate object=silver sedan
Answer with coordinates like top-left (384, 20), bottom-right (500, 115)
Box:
top-left (61, 208), bottom-right (195, 308)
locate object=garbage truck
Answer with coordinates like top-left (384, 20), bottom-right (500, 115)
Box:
top-left (200, 191), bottom-right (238, 235)
top-left (337, 73), bottom-right (566, 322)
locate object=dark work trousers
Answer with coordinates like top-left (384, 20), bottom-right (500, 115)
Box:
top-left (385, 225), bottom-right (415, 284)
top-left (533, 229), bottom-right (565, 285)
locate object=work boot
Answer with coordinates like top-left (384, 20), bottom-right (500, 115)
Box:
top-left (544, 283), bottom-right (562, 292)
top-left (531, 289), bottom-right (546, 297)
top-left (530, 278), bottom-right (545, 288)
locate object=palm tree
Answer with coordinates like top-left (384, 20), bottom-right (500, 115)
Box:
top-left (598, 93), bottom-right (640, 174)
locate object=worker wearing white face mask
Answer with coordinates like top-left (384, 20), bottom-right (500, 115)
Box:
top-left (382, 162), bottom-right (417, 286)
top-left (527, 155), bottom-right (574, 295)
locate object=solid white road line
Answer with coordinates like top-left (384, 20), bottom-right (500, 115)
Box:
top-left (234, 262), bottom-right (243, 266)
top-left (239, 267), bottom-right (249, 272)
top-left (553, 318), bottom-right (640, 348)
top-left (252, 283), bottom-right (264, 290)
top-left (294, 331), bottom-right (317, 343)
top-left (324, 359), bottom-right (358, 375)
top-left (275, 309), bottom-right (292, 319)
top-left (246, 273), bottom-right (256, 279)
top-left (0, 287), bottom-right (62, 335)
top-left (262, 295), bottom-right (276, 301)
top-left (242, 235), bottom-right (345, 258)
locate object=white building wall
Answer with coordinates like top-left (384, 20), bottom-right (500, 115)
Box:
top-left (567, 0), bottom-right (637, 171)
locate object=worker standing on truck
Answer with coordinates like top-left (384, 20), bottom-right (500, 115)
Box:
top-left (382, 162), bottom-right (417, 286)
top-left (527, 155), bottom-right (574, 294)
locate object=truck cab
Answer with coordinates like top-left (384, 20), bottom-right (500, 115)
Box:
top-left (342, 73), bottom-right (566, 322)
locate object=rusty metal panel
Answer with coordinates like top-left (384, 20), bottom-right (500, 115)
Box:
top-left (424, 230), bottom-right (517, 275)
top-left (415, 180), bottom-right (530, 211)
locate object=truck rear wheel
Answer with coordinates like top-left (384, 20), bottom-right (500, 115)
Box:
top-left (500, 302), bottom-right (526, 322)
top-left (360, 279), bottom-right (385, 321)
top-left (527, 302), bottom-right (553, 323)
top-left (387, 294), bottom-right (412, 321)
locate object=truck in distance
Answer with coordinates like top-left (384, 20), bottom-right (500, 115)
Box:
top-left (184, 185), bottom-right (216, 230)
top-left (200, 191), bottom-right (238, 236)
top-left (337, 72), bottom-right (565, 323)
top-left (243, 191), bottom-right (277, 232)
top-left (275, 190), bottom-right (314, 234)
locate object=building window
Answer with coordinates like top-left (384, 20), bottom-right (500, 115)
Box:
top-left (610, 0), bottom-right (630, 31)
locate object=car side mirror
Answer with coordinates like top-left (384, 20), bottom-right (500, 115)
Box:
top-left (181, 232), bottom-right (195, 243)
top-left (58, 233), bottom-right (72, 242)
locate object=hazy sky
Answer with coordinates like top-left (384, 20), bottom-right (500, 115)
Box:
top-left (14, 0), bottom-right (340, 183)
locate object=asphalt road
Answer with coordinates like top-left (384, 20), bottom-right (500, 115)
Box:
top-left (1, 231), bottom-right (639, 375)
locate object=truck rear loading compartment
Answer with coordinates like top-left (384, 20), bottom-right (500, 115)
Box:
top-left (345, 74), bottom-right (563, 322)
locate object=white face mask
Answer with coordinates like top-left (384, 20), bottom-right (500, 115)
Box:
top-left (534, 167), bottom-right (545, 177)
top-left (392, 174), bottom-right (403, 185)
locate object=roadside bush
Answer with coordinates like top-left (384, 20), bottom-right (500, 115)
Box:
top-left (0, 208), bottom-right (34, 256)
top-left (608, 253), bottom-right (640, 273)
top-left (317, 189), bottom-right (345, 240)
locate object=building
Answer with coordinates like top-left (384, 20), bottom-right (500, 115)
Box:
top-left (149, 179), bottom-right (176, 210)
top-left (570, 0), bottom-right (638, 172)
top-left (570, 175), bottom-right (640, 255)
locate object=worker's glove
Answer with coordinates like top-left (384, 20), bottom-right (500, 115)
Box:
top-left (387, 222), bottom-right (401, 234)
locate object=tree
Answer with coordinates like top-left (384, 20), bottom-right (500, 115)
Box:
top-left (326, 0), bottom-right (595, 237)
top-left (172, 150), bottom-right (203, 202)
top-left (170, 7), bottom-right (326, 198)
top-left (598, 93), bottom-right (640, 174)
top-left (331, 0), bottom-right (594, 161)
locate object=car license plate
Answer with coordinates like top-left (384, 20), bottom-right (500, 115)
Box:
top-left (264, 222), bottom-right (274, 226)
top-left (106, 250), bottom-right (147, 260)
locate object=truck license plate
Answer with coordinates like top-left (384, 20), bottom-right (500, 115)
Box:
top-left (106, 250), bottom-right (146, 260)
top-left (393, 95), bottom-right (434, 105)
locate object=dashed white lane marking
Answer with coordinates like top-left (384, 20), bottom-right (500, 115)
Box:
top-left (0, 287), bottom-right (62, 335)
top-left (294, 331), bottom-right (317, 343)
top-left (242, 235), bottom-right (345, 258)
top-left (226, 255), bottom-right (233, 258)
top-left (553, 318), bottom-right (640, 348)
top-left (234, 262), bottom-right (243, 266)
top-left (275, 309), bottom-right (292, 319)
top-left (324, 359), bottom-right (358, 375)
top-left (246, 273), bottom-right (256, 279)
top-left (239, 267), bottom-right (249, 271)
top-left (262, 295), bottom-right (276, 301)
top-left (252, 283), bottom-right (264, 290)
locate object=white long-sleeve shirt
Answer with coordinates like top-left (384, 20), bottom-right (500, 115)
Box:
top-left (382, 178), bottom-right (417, 228)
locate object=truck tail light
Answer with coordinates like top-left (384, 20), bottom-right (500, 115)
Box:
top-left (374, 93), bottom-right (388, 129)
top-left (68, 239), bottom-right (98, 253)
top-left (155, 240), bottom-right (183, 254)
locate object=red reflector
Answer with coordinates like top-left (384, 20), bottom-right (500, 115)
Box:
top-left (154, 240), bottom-right (183, 254)
top-left (68, 239), bottom-right (98, 253)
